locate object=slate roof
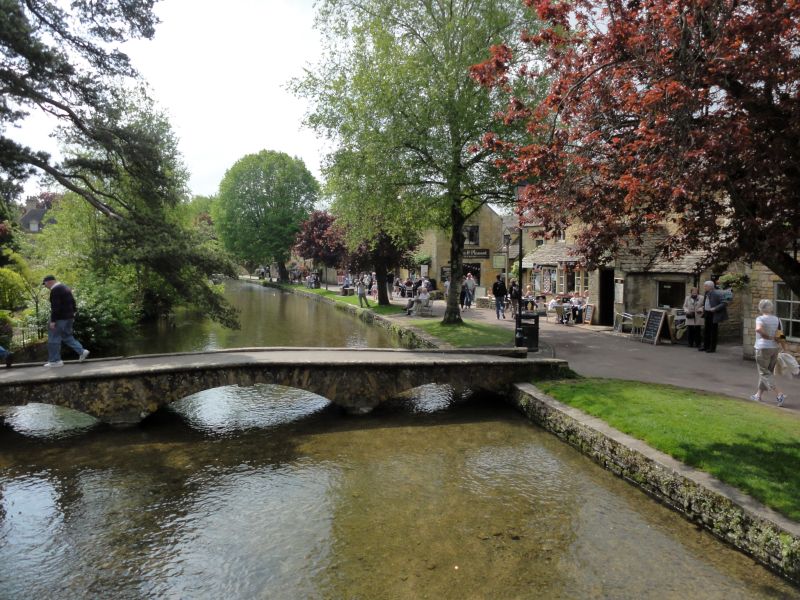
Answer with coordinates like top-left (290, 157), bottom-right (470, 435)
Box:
top-left (522, 243), bottom-right (580, 268)
top-left (616, 229), bottom-right (707, 274)
top-left (19, 208), bottom-right (49, 231)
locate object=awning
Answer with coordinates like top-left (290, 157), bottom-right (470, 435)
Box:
top-left (522, 244), bottom-right (580, 268)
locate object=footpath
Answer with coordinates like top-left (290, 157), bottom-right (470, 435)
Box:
top-left (375, 288), bottom-right (800, 413)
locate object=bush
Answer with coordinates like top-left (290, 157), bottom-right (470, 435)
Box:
top-left (0, 267), bottom-right (26, 310)
top-left (71, 278), bottom-right (140, 352)
top-left (0, 310), bottom-right (12, 347)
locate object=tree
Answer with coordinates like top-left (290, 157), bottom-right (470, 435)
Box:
top-left (294, 0), bottom-right (541, 323)
top-left (214, 150), bottom-right (318, 282)
top-left (343, 231), bottom-right (420, 305)
top-left (472, 0), bottom-right (800, 295)
top-left (1, 0), bottom-right (165, 218)
top-left (294, 210), bottom-right (347, 283)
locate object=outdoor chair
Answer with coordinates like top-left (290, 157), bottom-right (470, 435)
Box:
top-left (554, 305), bottom-right (565, 324)
top-left (416, 298), bottom-right (434, 317)
top-left (631, 314), bottom-right (646, 337)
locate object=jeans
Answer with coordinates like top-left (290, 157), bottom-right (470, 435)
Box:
top-left (495, 297), bottom-right (505, 318)
top-left (48, 319), bottom-right (84, 362)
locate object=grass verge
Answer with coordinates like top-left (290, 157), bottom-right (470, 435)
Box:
top-left (409, 319), bottom-right (513, 348)
top-left (539, 378), bottom-right (800, 521)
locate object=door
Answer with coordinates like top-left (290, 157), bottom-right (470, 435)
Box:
top-left (599, 268), bottom-right (615, 326)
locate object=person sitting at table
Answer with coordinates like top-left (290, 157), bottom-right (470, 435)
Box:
top-left (570, 292), bottom-right (585, 323)
top-left (405, 283), bottom-right (430, 315)
top-left (561, 296), bottom-right (572, 324)
top-left (548, 296), bottom-right (559, 311)
top-left (524, 284), bottom-right (534, 298)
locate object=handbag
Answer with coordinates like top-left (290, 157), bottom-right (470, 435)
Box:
top-left (685, 311), bottom-right (695, 319)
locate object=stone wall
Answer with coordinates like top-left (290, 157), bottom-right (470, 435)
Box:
top-left (510, 383), bottom-right (800, 584)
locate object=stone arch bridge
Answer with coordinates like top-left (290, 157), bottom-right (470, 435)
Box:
top-left (0, 348), bottom-right (568, 427)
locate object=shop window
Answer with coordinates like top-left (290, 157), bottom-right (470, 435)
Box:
top-left (657, 281), bottom-right (685, 308)
top-left (775, 282), bottom-right (800, 339)
top-left (463, 263), bottom-right (481, 285)
top-left (464, 226), bottom-right (479, 246)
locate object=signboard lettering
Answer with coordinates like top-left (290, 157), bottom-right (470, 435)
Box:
top-left (464, 248), bottom-right (490, 259)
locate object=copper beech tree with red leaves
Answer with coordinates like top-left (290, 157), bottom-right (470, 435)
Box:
top-left (294, 210), bottom-right (348, 278)
top-left (472, 0), bottom-right (800, 294)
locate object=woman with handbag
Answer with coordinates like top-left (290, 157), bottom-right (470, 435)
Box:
top-left (750, 299), bottom-right (787, 406)
top-left (682, 287), bottom-right (704, 348)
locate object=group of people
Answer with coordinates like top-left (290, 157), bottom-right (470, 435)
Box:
top-left (403, 278), bottom-right (432, 315)
top-left (547, 291), bottom-right (589, 324)
top-left (682, 280), bottom-right (729, 353)
top-left (1, 275), bottom-right (90, 369)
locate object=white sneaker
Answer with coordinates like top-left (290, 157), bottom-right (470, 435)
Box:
top-left (44, 361), bottom-right (64, 368)
top-left (79, 349), bottom-right (90, 362)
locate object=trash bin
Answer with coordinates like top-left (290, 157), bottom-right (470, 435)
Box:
top-left (520, 313), bottom-right (539, 351)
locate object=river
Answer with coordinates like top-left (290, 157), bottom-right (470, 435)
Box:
top-left (0, 281), bottom-right (797, 598)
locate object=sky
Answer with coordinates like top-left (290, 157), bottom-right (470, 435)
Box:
top-left (18, 0), bottom-right (326, 199)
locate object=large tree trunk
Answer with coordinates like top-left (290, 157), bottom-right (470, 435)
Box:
top-left (442, 198), bottom-right (466, 324)
top-left (761, 251), bottom-right (800, 298)
top-left (277, 262), bottom-right (289, 283)
top-left (375, 260), bottom-right (390, 305)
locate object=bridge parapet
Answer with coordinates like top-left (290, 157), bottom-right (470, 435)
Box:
top-left (0, 348), bottom-right (569, 426)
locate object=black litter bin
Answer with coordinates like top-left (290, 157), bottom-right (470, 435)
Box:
top-left (520, 313), bottom-right (539, 351)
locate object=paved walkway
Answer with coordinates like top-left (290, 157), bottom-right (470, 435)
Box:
top-left (379, 289), bottom-right (800, 413)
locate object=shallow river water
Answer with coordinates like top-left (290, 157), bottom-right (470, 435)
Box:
top-left (0, 282), bottom-right (797, 598)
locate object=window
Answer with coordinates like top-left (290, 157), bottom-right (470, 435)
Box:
top-left (463, 263), bottom-right (481, 285)
top-left (657, 281), bottom-right (685, 308)
top-left (535, 239), bottom-right (545, 247)
top-left (775, 282), bottom-right (800, 339)
top-left (29, 220), bottom-right (39, 232)
top-left (464, 225), bottom-right (479, 246)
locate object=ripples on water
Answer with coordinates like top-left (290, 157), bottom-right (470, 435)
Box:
top-left (1, 384), bottom-right (797, 599)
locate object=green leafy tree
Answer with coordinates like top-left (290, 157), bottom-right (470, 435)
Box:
top-left (215, 150), bottom-right (318, 282)
top-left (295, 0), bottom-right (541, 323)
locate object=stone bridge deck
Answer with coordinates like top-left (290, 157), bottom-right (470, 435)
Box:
top-left (0, 348), bottom-right (569, 426)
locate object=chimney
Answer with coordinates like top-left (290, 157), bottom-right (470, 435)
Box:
top-left (25, 196), bottom-right (37, 210)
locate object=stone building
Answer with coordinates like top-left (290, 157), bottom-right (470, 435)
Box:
top-left (416, 204), bottom-right (507, 293)
top-left (741, 264), bottom-right (800, 360)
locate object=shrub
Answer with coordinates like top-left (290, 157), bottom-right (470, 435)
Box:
top-left (71, 277), bottom-right (140, 352)
top-left (0, 310), bottom-right (12, 347)
top-left (0, 267), bottom-right (26, 310)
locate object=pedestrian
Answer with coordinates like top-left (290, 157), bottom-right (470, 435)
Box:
top-left (491, 274), bottom-right (508, 319)
top-left (464, 272), bottom-right (476, 309)
top-left (0, 344), bottom-right (12, 368)
top-left (42, 275), bottom-right (90, 368)
top-left (750, 299), bottom-right (787, 406)
top-left (459, 276), bottom-right (467, 310)
top-left (699, 280), bottom-right (728, 352)
top-left (682, 287), bottom-right (704, 348)
top-left (509, 279), bottom-right (520, 318)
top-left (355, 276), bottom-right (370, 308)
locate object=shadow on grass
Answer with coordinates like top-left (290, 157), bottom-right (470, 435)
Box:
top-left (673, 433), bottom-right (800, 521)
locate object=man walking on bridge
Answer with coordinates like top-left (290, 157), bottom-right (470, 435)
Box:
top-left (42, 275), bottom-right (89, 368)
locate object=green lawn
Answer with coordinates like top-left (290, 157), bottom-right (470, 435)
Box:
top-left (275, 284), bottom-right (405, 316)
top-left (409, 319), bottom-right (514, 347)
top-left (539, 378), bottom-right (800, 521)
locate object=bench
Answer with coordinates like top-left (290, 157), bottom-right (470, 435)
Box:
top-left (340, 287), bottom-right (354, 296)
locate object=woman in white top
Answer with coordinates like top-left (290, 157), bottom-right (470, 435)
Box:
top-left (751, 299), bottom-right (786, 406)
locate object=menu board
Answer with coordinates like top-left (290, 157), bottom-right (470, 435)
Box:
top-left (641, 309), bottom-right (666, 345)
top-left (583, 304), bottom-right (595, 325)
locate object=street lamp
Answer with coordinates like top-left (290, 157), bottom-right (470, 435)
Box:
top-left (514, 184), bottom-right (527, 348)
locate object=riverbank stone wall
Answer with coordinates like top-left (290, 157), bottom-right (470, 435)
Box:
top-left (511, 383), bottom-right (800, 584)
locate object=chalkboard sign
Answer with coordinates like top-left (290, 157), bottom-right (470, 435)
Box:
top-left (583, 304), bottom-right (595, 325)
top-left (641, 309), bottom-right (667, 344)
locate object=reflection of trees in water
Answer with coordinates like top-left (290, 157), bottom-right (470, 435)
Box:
top-left (123, 281), bottom-right (397, 356)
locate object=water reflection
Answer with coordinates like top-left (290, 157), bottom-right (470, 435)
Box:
top-left (0, 388), bottom-right (797, 598)
top-left (0, 404), bottom-right (98, 439)
top-left (170, 384), bottom-right (331, 436)
top-left (122, 281), bottom-right (397, 356)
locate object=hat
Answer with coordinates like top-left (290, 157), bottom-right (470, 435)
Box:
top-left (42, 275), bottom-right (56, 284)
